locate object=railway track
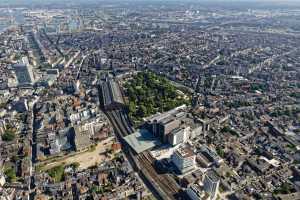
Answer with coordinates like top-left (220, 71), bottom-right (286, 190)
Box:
top-left (138, 152), bottom-right (180, 194)
top-left (106, 109), bottom-right (180, 200)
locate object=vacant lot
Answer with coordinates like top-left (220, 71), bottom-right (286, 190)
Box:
top-left (40, 137), bottom-right (114, 171)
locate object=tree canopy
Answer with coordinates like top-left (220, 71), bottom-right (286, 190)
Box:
top-left (1, 129), bottom-right (16, 142)
top-left (124, 71), bottom-right (190, 124)
top-left (4, 167), bottom-right (16, 183)
top-left (47, 165), bottom-right (65, 183)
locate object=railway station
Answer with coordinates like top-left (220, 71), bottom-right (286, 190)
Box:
top-left (124, 129), bottom-right (161, 154)
top-left (99, 78), bottom-right (125, 110)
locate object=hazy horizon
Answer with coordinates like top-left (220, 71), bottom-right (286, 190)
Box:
top-left (1, 0), bottom-right (300, 4)
top-left (1, 0), bottom-right (300, 10)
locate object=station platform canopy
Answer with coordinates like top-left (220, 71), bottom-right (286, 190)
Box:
top-left (123, 129), bottom-right (161, 154)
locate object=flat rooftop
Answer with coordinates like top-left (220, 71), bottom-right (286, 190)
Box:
top-left (205, 170), bottom-right (220, 183)
top-left (146, 104), bottom-right (187, 123)
top-left (176, 145), bottom-right (194, 158)
top-left (124, 129), bottom-right (161, 154)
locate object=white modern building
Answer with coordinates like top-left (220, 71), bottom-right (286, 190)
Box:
top-left (0, 172), bottom-right (5, 187)
top-left (203, 170), bottom-right (220, 200)
top-left (171, 145), bottom-right (195, 174)
top-left (187, 183), bottom-right (209, 200)
top-left (168, 126), bottom-right (190, 146)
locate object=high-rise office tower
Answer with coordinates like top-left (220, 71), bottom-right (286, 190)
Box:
top-left (203, 170), bottom-right (220, 200)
